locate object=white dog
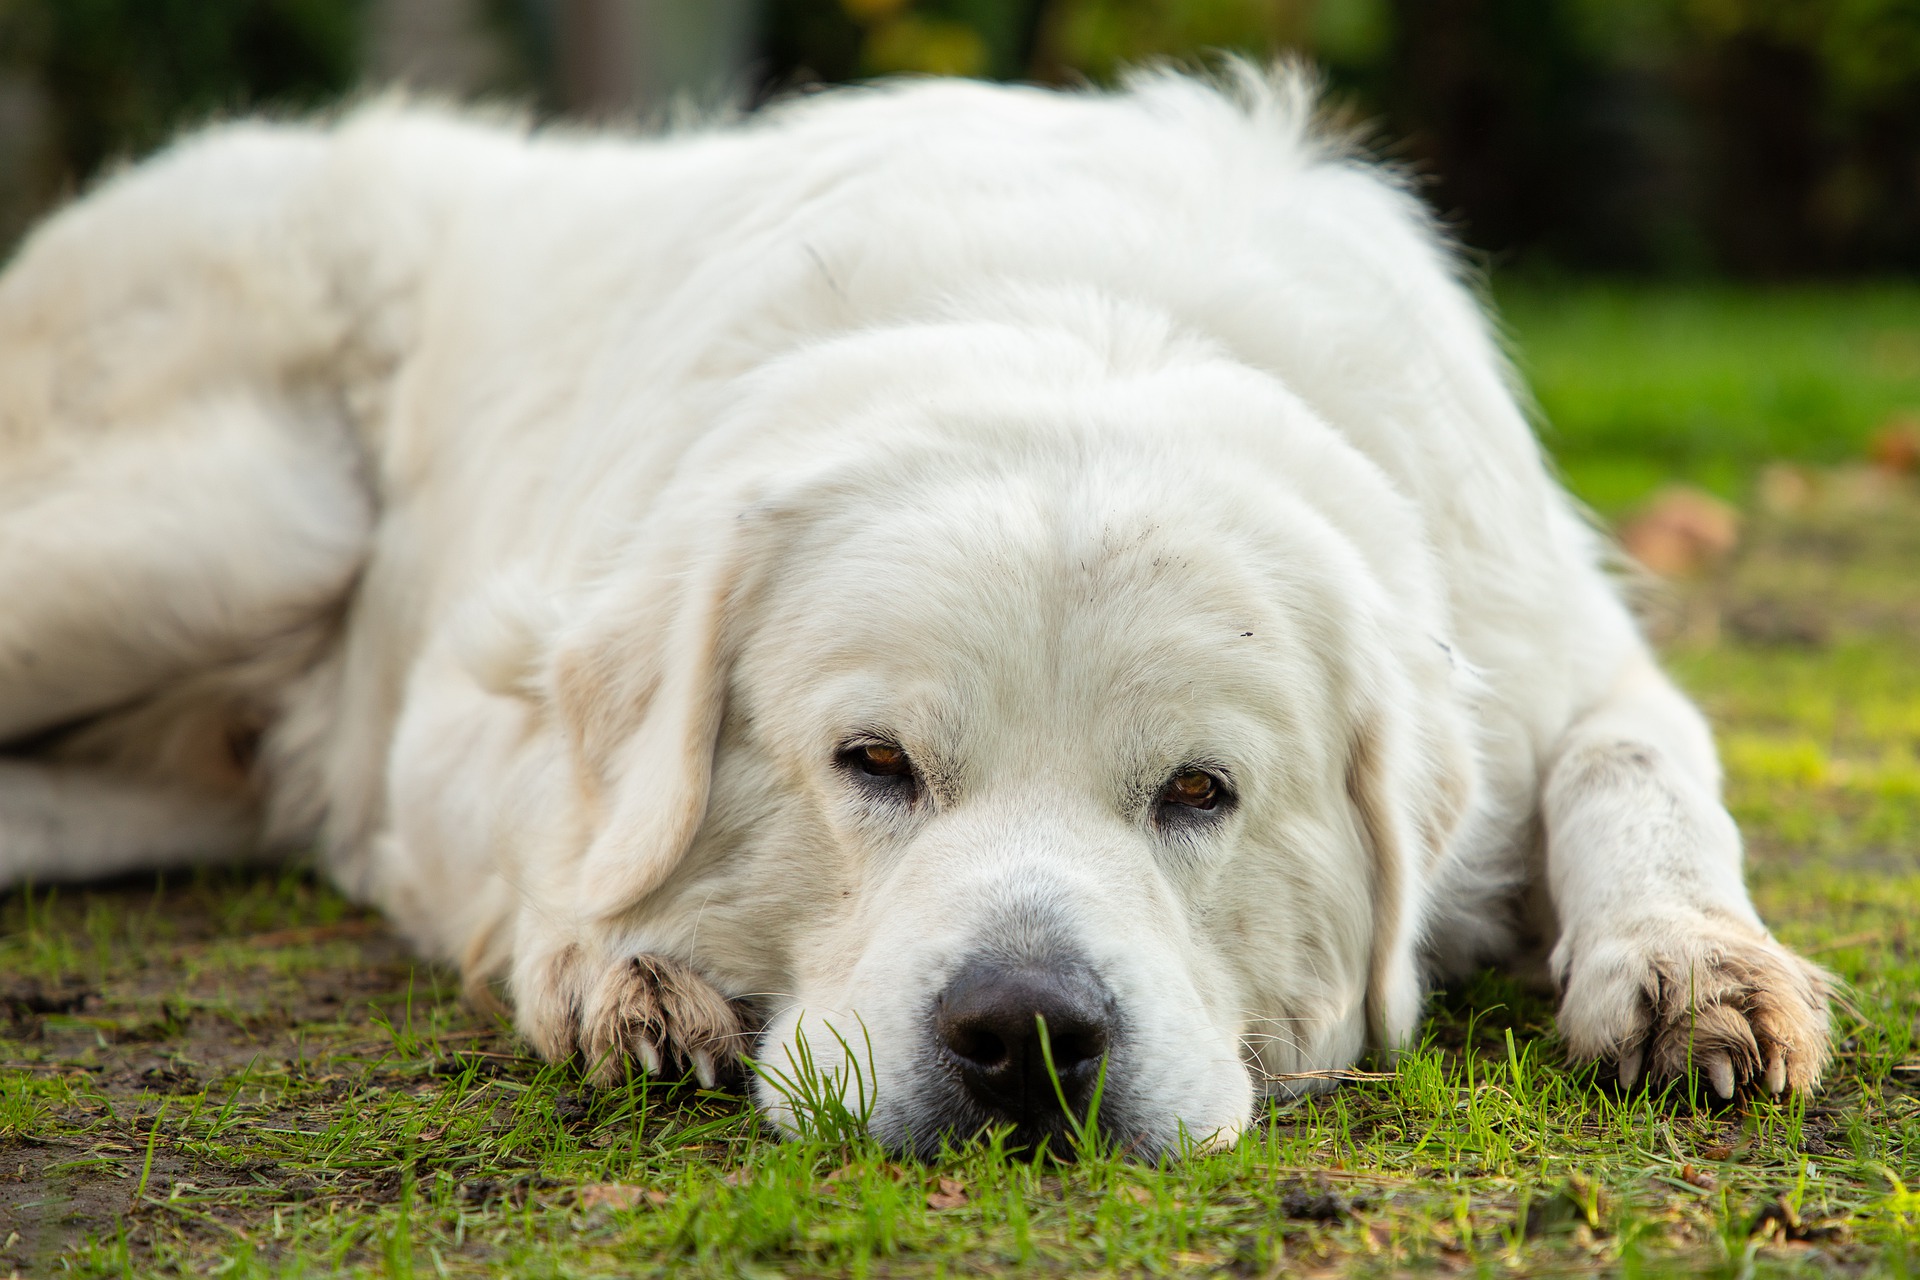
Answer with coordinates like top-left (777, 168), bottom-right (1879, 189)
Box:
top-left (0, 66), bottom-right (1829, 1155)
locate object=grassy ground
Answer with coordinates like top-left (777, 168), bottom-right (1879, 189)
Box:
top-left (4, 290), bottom-right (1920, 1277)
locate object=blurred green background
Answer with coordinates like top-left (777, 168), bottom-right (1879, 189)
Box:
top-left (0, 0), bottom-right (1914, 514)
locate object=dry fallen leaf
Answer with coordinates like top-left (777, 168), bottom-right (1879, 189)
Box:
top-left (1619, 486), bottom-right (1740, 578)
top-left (926, 1177), bottom-right (969, 1210)
top-left (1869, 415), bottom-right (1920, 474)
top-left (1680, 1164), bottom-right (1716, 1190)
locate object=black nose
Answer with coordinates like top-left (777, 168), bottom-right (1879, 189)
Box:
top-left (934, 959), bottom-right (1117, 1127)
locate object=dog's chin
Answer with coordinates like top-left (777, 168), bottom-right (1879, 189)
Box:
top-left (868, 1068), bottom-right (1148, 1162)
top-left (878, 1106), bottom-right (1116, 1163)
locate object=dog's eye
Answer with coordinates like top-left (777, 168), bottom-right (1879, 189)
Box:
top-left (836, 740), bottom-right (916, 789)
top-left (1159, 768), bottom-right (1222, 811)
top-left (853, 743), bottom-right (912, 778)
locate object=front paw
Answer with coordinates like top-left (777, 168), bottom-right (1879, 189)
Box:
top-left (518, 947), bottom-right (753, 1088)
top-left (1554, 917), bottom-right (1832, 1099)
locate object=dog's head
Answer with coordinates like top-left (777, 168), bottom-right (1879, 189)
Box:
top-left (541, 294), bottom-right (1478, 1156)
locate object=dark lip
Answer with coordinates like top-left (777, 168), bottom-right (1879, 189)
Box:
top-left (876, 1104), bottom-right (1158, 1163)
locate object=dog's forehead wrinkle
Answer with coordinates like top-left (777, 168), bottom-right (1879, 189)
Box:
top-left (766, 489), bottom-right (1328, 696)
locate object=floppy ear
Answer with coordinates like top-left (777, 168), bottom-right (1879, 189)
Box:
top-left (1345, 671), bottom-right (1477, 1053)
top-left (548, 510), bottom-right (766, 922)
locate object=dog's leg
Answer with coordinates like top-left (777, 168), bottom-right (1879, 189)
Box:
top-left (0, 399), bottom-right (367, 889)
top-left (0, 395), bottom-right (370, 744)
top-left (0, 760), bottom-right (259, 884)
top-left (380, 658), bottom-right (755, 1088)
top-left (0, 123), bottom-right (376, 745)
top-left (1542, 659), bottom-right (1831, 1097)
top-left (0, 125), bottom-right (378, 886)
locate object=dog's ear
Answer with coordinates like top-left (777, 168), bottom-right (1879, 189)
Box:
top-left (547, 509), bottom-right (766, 922)
top-left (1345, 668), bottom-right (1477, 1053)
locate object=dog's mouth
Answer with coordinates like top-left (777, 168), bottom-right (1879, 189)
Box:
top-left (886, 1056), bottom-right (1143, 1162)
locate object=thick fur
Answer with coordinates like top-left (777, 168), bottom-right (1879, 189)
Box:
top-left (0, 68), bottom-right (1828, 1153)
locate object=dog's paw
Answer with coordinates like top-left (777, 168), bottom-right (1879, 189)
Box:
top-left (520, 947), bottom-right (753, 1088)
top-left (1554, 916), bottom-right (1832, 1099)
top-left (581, 954), bottom-right (754, 1088)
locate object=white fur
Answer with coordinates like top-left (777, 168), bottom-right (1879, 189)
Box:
top-left (0, 68), bottom-right (1828, 1151)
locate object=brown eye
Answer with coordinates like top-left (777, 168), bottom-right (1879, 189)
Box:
top-left (856, 743), bottom-right (912, 778)
top-left (836, 740), bottom-right (916, 788)
top-left (1160, 768), bottom-right (1221, 811)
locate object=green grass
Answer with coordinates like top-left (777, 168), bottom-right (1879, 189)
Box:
top-left (2, 849), bottom-right (1916, 1277)
top-left (4, 286), bottom-right (1920, 1276)
top-left (1497, 282), bottom-right (1920, 515)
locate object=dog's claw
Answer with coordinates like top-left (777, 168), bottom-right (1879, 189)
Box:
top-left (1559, 923), bottom-right (1832, 1102)
top-left (1705, 1052), bottom-right (1735, 1100)
top-left (575, 952), bottom-right (750, 1088)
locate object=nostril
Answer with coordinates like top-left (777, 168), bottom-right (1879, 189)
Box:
top-left (1039, 1025), bottom-right (1106, 1071)
top-left (946, 1023), bottom-right (1010, 1070)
